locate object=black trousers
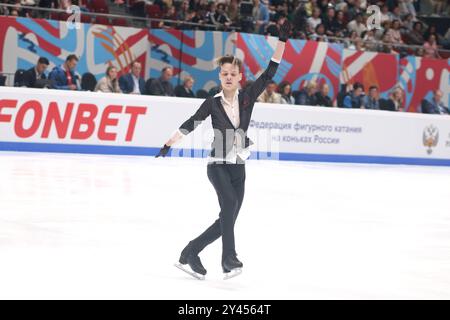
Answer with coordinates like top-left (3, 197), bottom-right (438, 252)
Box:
top-left (189, 162), bottom-right (246, 259)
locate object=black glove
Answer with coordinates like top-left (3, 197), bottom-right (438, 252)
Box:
top-left (279, 19), bottom-right (291, 43)
top-left (155, 144), bottom-right (171, 158)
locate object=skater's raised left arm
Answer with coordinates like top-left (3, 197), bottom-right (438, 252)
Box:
top-left (244, 18), bottom-right (291, 102)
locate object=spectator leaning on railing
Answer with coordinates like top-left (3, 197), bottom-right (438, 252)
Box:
top-left (48, 54), bottom-right (80, 90)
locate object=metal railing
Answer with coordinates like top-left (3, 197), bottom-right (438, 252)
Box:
top-left (0, 3), bottom-right (240, 31)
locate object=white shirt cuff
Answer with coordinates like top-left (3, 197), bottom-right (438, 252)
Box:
top-left (271, 57), bottom-right (281, 64)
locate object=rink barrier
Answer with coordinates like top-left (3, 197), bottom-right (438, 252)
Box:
top-left (1, 88), bottom-right (450, 167)
top-left (1, 142), bottom-right (450, 167)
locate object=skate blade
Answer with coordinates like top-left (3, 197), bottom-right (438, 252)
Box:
top-left (174, 263), bottom-right (205, 280)
top-left (223, 268), bottom-right (242, 280)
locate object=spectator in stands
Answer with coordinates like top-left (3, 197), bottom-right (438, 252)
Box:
top-left (95, 66), bottom-right (122, 93)
top-left (322, 7), bottom-right (336, 36)
top-left (389, 6), bottom-right (402, 21)
top-left (331, 10), bottom-right (347, 38)
top-left (386, 20), bottom-right (403, 44)
top-left (311, 23), bottom-right (329, 42)
top-left (119, 61), bottom-right (145, 94)
top-left (307, 7), bottom-right (322, 30)
top-left (406, 21), bottom-right (424, 45)
top-left (267, 15), bottom-right (289, 38)
top-left (379, 5), bottom-right (391, 24)
top-left (398, 0), bottom-right (416, 18)
top-left (347, 13), bottom-right (367, 37)
top-left (315, 83), bottom-right (332, 107)
top-left (48, 54), bottom-right (80, 90)
top-left (252, 0), bottom-right (270, 34)
top-left (295, 80), bottom-right (318, 106)
top-left (207, 3), bottom-right (232, 31)
top-left (343, 82), bottom-right (364, 108)
top-left (227, 0), bottom-right (239, 24)
top-left (22, 57), bottom-right (49, 88)
top-left (148, 66), bottom-right (175, 96)
top-left (258, 80), bottom-right (281, 104)
top-left (362, 29), bottom-right (377, 51)
top-left (423, 34), bottom-right (441, 59)
top-left (174, 76), bottom-right (195, 98)
top-left (422, 90), bottom-right (449, 115)
top-left (363, 86), bottom-right (380, 110)
top-left (381, 87), bottom-right (404, 111)
top-left (424, 25), bottom-right (445, 46)
top-left (278, 81), bottom-right (295, 104)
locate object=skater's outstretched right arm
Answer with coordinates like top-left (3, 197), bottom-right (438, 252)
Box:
top-left (155, 98), bottom-right (213, 157)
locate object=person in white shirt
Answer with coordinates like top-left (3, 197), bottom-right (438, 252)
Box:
top-left (155, 19), bottom-right (291, 281)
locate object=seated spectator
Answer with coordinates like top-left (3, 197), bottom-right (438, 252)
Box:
top-left (48, 54), bottom-right (80, 90)
top-left (398, 0), bottom-right (416, 19)
top-left (379, 5), bottom-right (391, 24)
top-left (406, 21), bottom-right (424, 45)
top-left (258, 80), bottom-right (281, 104)
top-left (423, 35), bottom-right (441, 59)
top-left (267, 15), bottom-right (288, 38)
top-left (22, 57), bottom-right (49, 88)
top-left (330, 10), bottom-right (347, 38)
top-left (363, 86), bottom-right (380, 110)
top-left (347, 13), bottom-right (367, 38)
top-left (252, 0), bottom-right (270, 34)
top-left (278, 81), bottom-right (295, 104)
top-left (389, 6), bottom-right (402, 22)
top-left (148, 66), bottom-right (175, 96)
top-left (310, 23), bottom-right (328, 42)
top-left (119, 61), bottom-right (145, 94)
top-left (422, 90), bottom-right (449, 115)
top-left (380, 87), bottom-right (404, 111)
top-left (95, 66), bottom-right (122, 93)
top-left (315, 83), bottom-right (332, 107)
top-left (307, 7), bottom-right (322, 30)
top-left (206, 3), bottom-right (231, 31)
top-left (295, 80), bottom-right (318, 106)
top-left (174, 76), bottom-right (195, 98)
top-left (343, 82), bottom-right (364, 108)
top-left (386, 20), bottom-right (403, 44)
top-left (362, 29), bottom-right (377, 51)
top-left (322, 7), bottom-right (336, 36)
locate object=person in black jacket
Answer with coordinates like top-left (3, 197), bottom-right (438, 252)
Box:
top-left (22, 57), bottom-right (49, 88)
top-left (155, 19), bottom-right (291, 280)
top-left (174, 76), bottom-right (196, 98)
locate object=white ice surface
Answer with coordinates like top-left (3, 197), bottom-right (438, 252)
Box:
top-left (1, 152), bottom-right (450, 299)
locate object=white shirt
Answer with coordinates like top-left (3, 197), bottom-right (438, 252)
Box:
top-left (176, 89), bottom-right (250, 164)
top-left (206, 90), bottom-right (251, 164)
top-left (131, 74), bottom-right (140, 94)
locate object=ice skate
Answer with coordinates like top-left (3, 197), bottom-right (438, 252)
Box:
top-left (222, 254), bottom-right (243, 280)
top-left (175, 243), bottom-right (207, 280)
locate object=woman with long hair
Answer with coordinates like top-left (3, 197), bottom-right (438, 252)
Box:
top-left (95, 66), bottom-right (122, 93)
